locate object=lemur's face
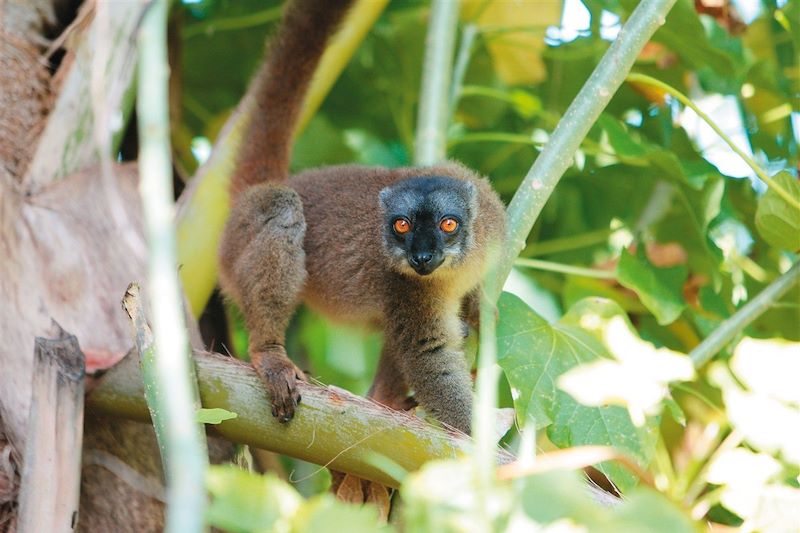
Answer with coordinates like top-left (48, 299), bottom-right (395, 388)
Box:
top-left (379, 176), bottom-right (476, 277)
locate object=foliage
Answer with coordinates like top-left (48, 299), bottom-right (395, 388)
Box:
top-left (175, 0), bottom-right (799, 530)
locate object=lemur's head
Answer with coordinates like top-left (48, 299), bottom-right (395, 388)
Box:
top-left (379, 176), bottom-right (477, 277)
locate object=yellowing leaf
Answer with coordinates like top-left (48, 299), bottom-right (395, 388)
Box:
top-left (461, 0), bottom-right (562, 85)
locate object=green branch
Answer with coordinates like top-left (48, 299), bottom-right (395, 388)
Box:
top-left (627, 73), bottom-right (800, 212)
top-left (136, 2), bottom-right (208, 531)
top-left (489, 0), bottom-right (679, 302)
top-left (515, 258), bottom-right (616, 280)
top-left (414, 0), bottom-right (460, 165)
top-left (88, 350), bottom-right (515, 488)
top-left (689, 261), bottom-right (800, 367)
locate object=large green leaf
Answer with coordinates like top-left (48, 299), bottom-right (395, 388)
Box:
top-left (206, 466), bottom-right (390, 533)
top-left (496, 293), bottom-right (660, 491)
top-left (617, 247), bottom-right (688, 325)
top-left (206, 466), bottom-right (302, 533)
top-left (755, 171), bottom-right (800, 251)
top-left (519, 470), bottom-right (697, 532)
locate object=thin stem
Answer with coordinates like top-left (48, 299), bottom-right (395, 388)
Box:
top-left (449, 24), bottom-right (479, 121)
top-left (490, 0), bottom-right (679, 301)
top-left (627, 73), bottom-right (800, 212)
top-left (522, 228), bottom-right (612, 257)
top-left (474, 266), bottom-right (501, 530)
top-left (182, 6), bottom-right (283, 39)
top-left (448, 132), bottom-right (540, 147)
top-left (690, 261), bottom-right (800, 367)
top-left (515, 258), bottom-right (617, 279)
top-left (415, 0), bottom-right (460, 165)
top-left (137, 2), bottom-right (208, 532)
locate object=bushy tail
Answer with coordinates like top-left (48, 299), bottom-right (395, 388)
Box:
top-left (231, 0), bottom-right (354, 198)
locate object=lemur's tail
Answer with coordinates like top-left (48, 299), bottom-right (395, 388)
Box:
top-left (230, 0), bottom-right (354, 199)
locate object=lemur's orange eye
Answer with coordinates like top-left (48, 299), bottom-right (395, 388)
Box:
top-left (393, 218), bottom-right (411, 234)
top-left (440, 218), bottom-right (458, 233)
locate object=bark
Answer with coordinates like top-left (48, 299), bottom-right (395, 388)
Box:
top-left (0, 2), bottom-right (174, 528)
top-left (0, 0), bottom-right (54, 183)
top-left (17, 324), bottom-right (85, 533)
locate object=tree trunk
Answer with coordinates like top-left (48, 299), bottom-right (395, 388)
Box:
top-left (0, 2), bottom-right (173, 531)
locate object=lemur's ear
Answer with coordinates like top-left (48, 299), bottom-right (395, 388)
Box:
top-left (378, 187), bottom-right (391, 212)
top-left (461, 180), bottom-right (478, 217)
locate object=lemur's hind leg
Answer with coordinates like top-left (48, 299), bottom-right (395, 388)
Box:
top-left (219, 184), bottom-right (307, 422)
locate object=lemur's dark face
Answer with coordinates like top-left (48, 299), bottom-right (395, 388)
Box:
top-left (379, 176), bottom-right (477, 277)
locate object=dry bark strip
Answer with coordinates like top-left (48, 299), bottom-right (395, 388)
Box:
top-left (17, 322), bottom-right (85, 533)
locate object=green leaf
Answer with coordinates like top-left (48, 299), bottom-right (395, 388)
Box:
top-left (519, 470), bottom-right (697, 532)
top-left (197, 407), bottom-right (238, 425)
top-left (293, 495), bottom-right (391, 533)
top-left (496, 293), bottom-right (660, 491)
top-left (617, 247), bottom-right (688, 325)
top-left (402, 459), bottom-right (511, 532)
top-left (637, 0), bottom-right (737, 78)
top-left (654, 177), bottom-right (725, 287)
top-left (755, 171), bottom-right (800, 251)
top-left (206, 466), bottom-right (301, 533)
top-left (602, 488), bottom-right (698, 533)
top-left (598, 114), bottom-right (648, 158)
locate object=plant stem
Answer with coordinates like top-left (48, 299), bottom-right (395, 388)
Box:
top-left (449, 23), bottom-right (479, 121)
top-left (474, 268), bottom-right (501, 530)
top-left (627, 73), bottom-right (800, 212)
top-left (182, 6), bottom-right (283, 39)
top-left (689, 261), bottom-right (800, 367)
top-left (415, 0), bottom-right (460, 165)
top-left (137, 2), bottom-right (208, 531)
top-left (490, 0), bottom-right (679, 302)
top-left (522, 228), bottom-right (612, 257)
top-left (515, 258), bottom-right (617, 279)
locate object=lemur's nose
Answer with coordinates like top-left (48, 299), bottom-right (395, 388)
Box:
top-left (411, 252), bottom-right (433, 265)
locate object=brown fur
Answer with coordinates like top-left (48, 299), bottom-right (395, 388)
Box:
top-left (218, 0), bottom-right (506, 434)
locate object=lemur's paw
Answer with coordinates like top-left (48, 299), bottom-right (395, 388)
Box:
top-left (251, 348), bottom-right (305, 423)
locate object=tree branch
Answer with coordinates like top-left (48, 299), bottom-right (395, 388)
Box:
top-left (689, 261), bottom-right (800, 367)
top-left (87, 350), bottom-right (513, 488)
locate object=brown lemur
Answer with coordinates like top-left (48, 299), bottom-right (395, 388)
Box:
top-left (218, 0), bottom-right (506, 435)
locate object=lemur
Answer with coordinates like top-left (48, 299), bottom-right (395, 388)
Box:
top-left (218, 0), bottom-right (506, 435)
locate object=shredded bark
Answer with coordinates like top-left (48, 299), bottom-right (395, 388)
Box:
top-left (0, 1), bottom-right (55, 183)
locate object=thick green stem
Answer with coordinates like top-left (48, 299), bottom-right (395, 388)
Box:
top-left (689, 261), bottom-right (800, 367)
top-left (490, 0), bottom-right (679, 301)
top-left (627, 73), bottom-right (800, 212)
top-left (414, 0), bottom-right (460, 165)
top-left (88, 351), bottom-right (515, 488)
top-left (136, 2), bottom-right (208, 531)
